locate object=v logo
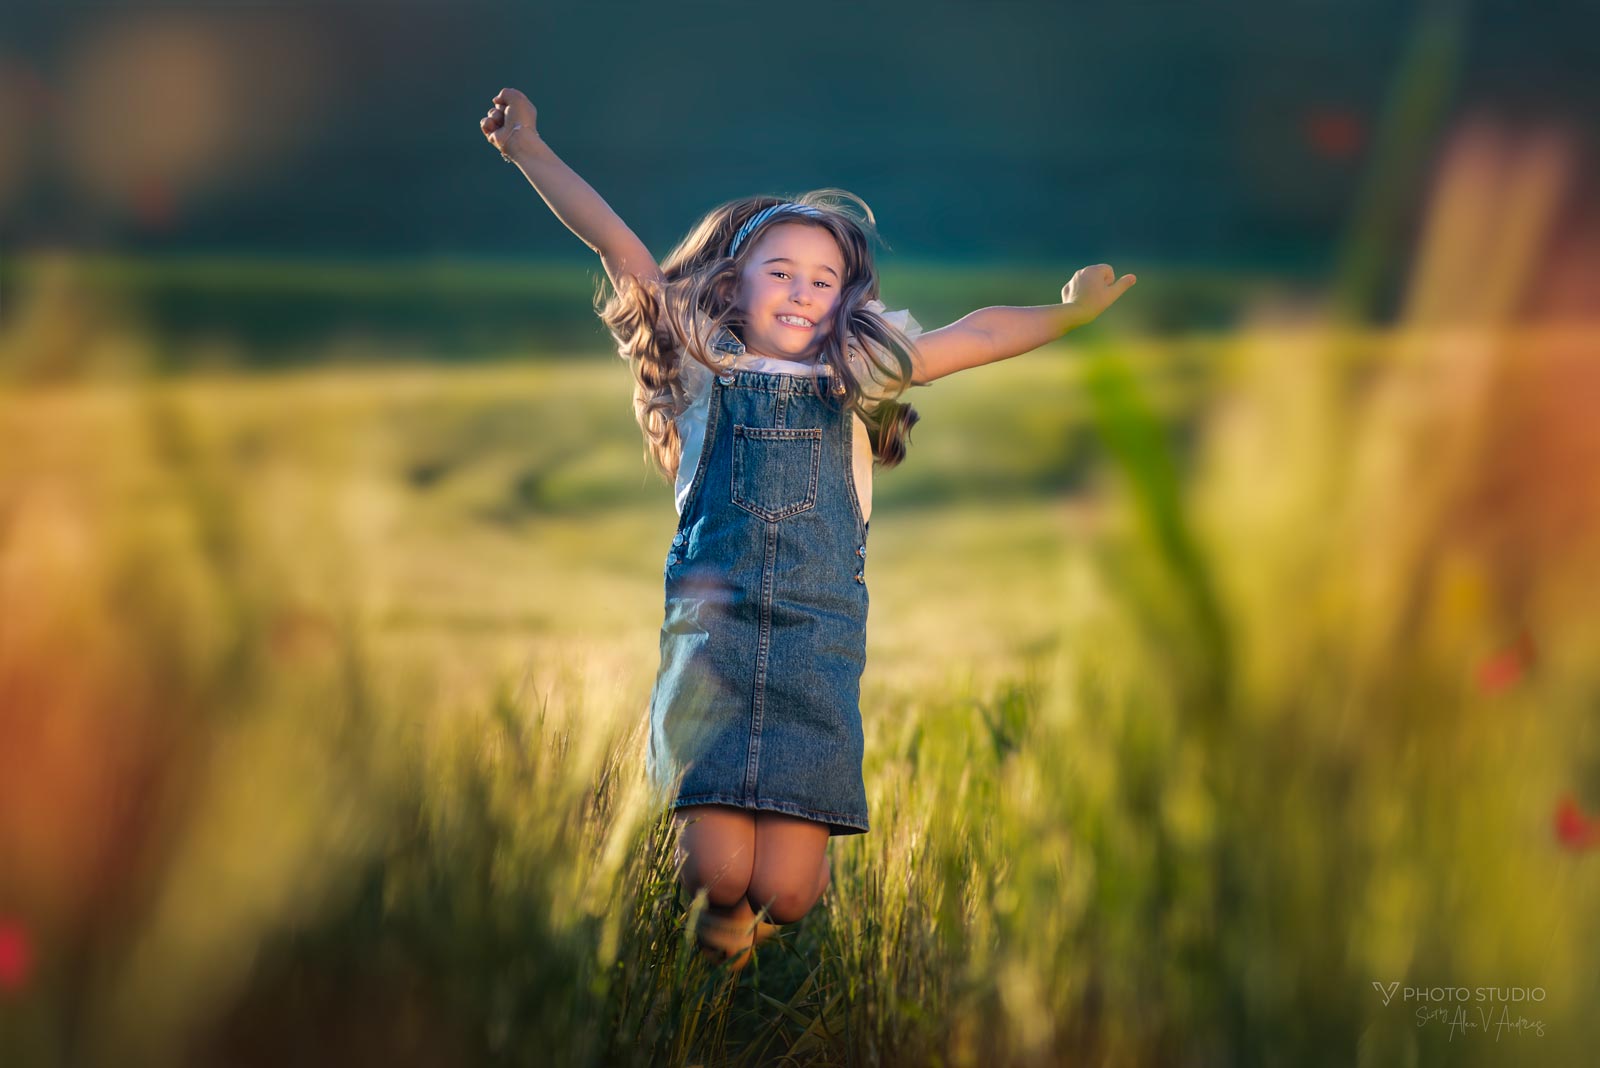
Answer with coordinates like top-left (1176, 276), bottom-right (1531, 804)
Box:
top-left (1373, 981), bottom-right (1401, 1007)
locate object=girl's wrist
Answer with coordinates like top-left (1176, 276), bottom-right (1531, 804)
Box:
top-left (502, 130), bottom-right (548, 166)
top-left (1060, 300), bottom-right (1094, 331)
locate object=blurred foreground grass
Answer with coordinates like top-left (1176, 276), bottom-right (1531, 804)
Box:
top-left (5, 127), bottom-right (1600, 1067)
top-left (6, 312), bottom-right (1599, 1065)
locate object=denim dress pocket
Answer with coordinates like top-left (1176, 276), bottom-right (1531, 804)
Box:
top-left (731, 425), bottom-right (822, 521)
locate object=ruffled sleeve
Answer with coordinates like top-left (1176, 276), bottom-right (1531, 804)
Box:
top-left (673, 306), bottom-right (724, 408)
top-left (676, 346), bottom-right (712, 406)
top-left (866, 298), bottom-right (922, 340)
top-left (846, 298), bottom-right (925, 404)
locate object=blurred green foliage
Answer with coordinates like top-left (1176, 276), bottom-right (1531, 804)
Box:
top-left (4, 278), bottom-right (1597, 1064)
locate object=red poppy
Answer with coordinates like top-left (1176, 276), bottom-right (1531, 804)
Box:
top-left (1476, 630), bottom-right (1536, 694)
top-left (1553, 794), bottom-right (1600, 851)
top-left (0, 918), bottom-right (32, 992)
top-left (1302, 107), bottom-right (1365, 161)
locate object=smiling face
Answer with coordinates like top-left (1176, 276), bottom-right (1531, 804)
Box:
top-left (733, 221), bottom-right (847, 361)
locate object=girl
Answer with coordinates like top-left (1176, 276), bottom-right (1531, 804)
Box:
top-left (481, 88), bottom-right (1136, 971)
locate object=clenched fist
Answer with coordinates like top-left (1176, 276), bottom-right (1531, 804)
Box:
top-left (481, 87), bottom-right (540, 160)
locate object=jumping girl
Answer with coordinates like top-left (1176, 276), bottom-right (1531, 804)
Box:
top-left (481, 87), bottom-right (1136, 971)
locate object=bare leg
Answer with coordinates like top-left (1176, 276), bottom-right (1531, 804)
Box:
top-left (673, 805), bottom-right (761, 969)
top-left (751, 847), bottom-right (831, 951)
top-left (747, 812), bottom-right (832, 924)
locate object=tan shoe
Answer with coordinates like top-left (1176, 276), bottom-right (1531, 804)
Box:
top-left (692, 911), bottom-right (757, 972)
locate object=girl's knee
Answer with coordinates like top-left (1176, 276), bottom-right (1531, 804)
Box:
top-left (673, 807), bottom-right (756, 909)
top-left (746, 813), bottom-right (831, 923)
top-left (745, 875), bottom-right (822, 924)
top-left (679, 855), bottom-right (752, 910)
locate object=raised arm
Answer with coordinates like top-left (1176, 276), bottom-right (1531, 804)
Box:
top-left (482, 88), bottom-right (664, 291)
top-left (907, 264), bottom-right (1137, 384)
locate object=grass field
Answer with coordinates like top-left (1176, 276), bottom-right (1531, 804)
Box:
top-left (3, 234), bottom-right (1599, 1066)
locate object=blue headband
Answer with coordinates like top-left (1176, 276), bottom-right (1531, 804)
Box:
top-left (729, 202), bottom-right (827, 256)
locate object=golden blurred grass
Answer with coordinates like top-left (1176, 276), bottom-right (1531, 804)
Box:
top-left (6, 310), bottom-right (1598, 1065)
top-left (4, 115), bottom-right (1600, 1066)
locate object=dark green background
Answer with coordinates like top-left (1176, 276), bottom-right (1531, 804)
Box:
top-left (2, 1), bottom-right (1594, 368)
top-left (8, 0), bottom-right (1595, 264)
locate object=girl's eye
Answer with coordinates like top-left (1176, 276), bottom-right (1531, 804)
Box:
top-left (770, 271), bottom-right (831, 288)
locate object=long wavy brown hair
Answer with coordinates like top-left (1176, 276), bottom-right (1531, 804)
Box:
top-left (595, 189), bottom-right (922, 484)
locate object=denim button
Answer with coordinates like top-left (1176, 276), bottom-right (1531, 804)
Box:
top-left (854, 572), bottom-right (864, 584)
top-left (856, 545), bottom-right (866, 557)
top-left (718, 373), bottom-right (736, 385)
top-left (672, 532), bottom-right (684, 546)
top-left (666, 552), bottom-right (678, 566)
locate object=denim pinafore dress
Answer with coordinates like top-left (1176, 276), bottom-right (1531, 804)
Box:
top-left (646, 342), bottom-right (872, 836)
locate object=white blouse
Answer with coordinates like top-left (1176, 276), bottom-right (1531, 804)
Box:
top-left (671, 300), bottom-right (923, 523)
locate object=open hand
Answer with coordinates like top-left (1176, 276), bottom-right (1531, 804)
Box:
top-left (1062, 264), bottom-right (1137, 324)
top-left (481, 87), bottom-right (539, 159)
